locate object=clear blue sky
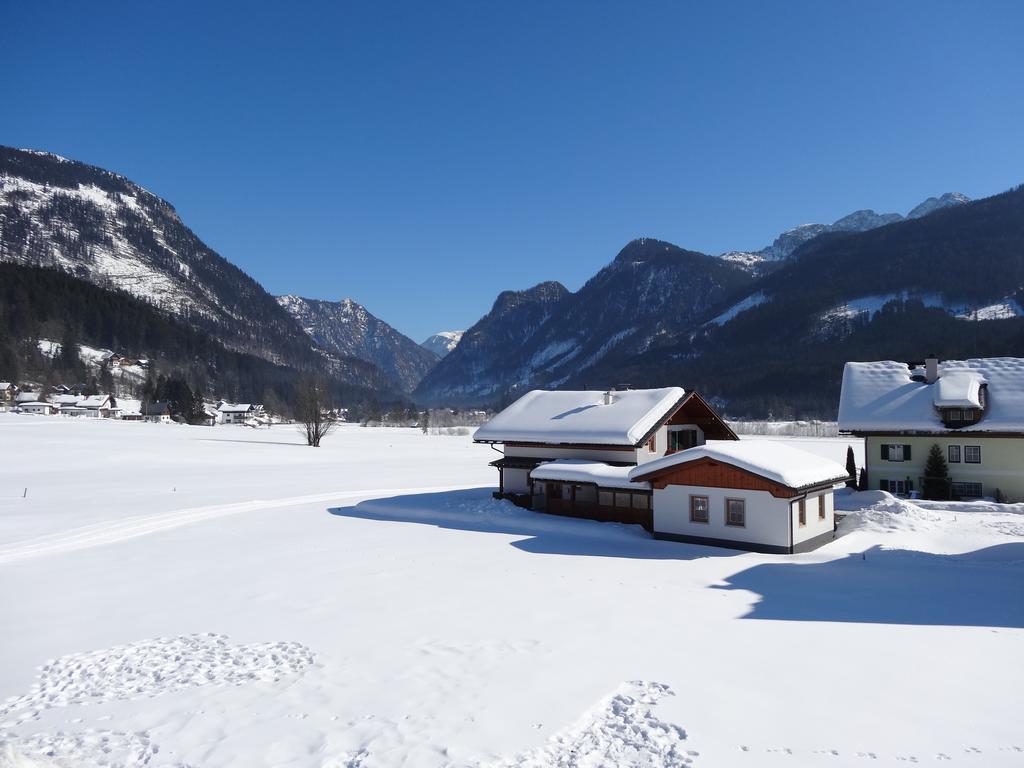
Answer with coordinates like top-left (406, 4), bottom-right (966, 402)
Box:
top-left (3, 2), bottom-right (1022, 341)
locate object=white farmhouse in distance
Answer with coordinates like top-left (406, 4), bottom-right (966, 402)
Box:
top-left (217, 402), bottom-right (264, 425)
top-left (838, 356), bottom-right (1024, 501)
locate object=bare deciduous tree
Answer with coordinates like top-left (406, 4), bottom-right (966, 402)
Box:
top-left (295, 376), bottom-right (338, 447)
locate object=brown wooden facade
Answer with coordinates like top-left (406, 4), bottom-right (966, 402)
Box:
top-left (633, 456), bottom-right (800, 498)
top-left (530, 479), bottom-right (654, 530)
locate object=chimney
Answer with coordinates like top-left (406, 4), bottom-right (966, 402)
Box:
top-left (925, 354), bottom-right (939, 384)
top-left (603, 390), bottom-right (615, 406)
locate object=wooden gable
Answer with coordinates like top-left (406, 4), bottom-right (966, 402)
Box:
top-left (638, 456), bottom-right (798, 499)
top-left (662, 391), bottom-right (738, 441)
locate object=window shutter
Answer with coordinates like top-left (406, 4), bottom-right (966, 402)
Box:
top-left (904, 445), bottom-right (911, 461)
top-left (881, 444), bottom-right (889, 460)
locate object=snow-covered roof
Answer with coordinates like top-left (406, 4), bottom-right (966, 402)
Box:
top-left (79, 395), bottom-right (112, 408)
top-left (18, 401), bottom-right (51, 408)
top-left (15, 392), bottom-right (40, 403)
top-left (933, 370), bottom-right (986, 409)
top-left (838, 358), bottom-right (1024, 433)
top-left (0, 382), bottom-right (13, 390)
top-left (474, 387), bottom-right (686, 446)
top-left (629, 440), bottom-right (850, 490)
top-left (218, 403), bottom-right (253, 413)
top-left (530, 460), bottom-right (651, 490)
top-left (51, 394), bottom-right (84, 406)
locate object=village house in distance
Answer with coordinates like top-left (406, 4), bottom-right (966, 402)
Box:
top-left (474, 387), bottom-right (850, 553)
top-left (838, 356), bottom-right (1024, 502)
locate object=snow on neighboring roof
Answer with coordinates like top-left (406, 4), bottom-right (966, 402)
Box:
top-left (838, 358), bottom-right (1024, 433)
top-left (629, 440), bottom-right (849, 490)
top-left (933, 370), bottom-right (986, 409)
top-left (51, 394), bottom-right (84, 406)
top-left (474, 387), bottom-right (686, 446)
top-left (531, 460), bottom-right (651, 490)
top-left (15, 392), bottom-right (40, 403)
top-left (0, 382), bottom-right (12, 389)
top-left (79, 395), bottom-right (111, 408)
top-left (218, 403), bottom-right (253, 413)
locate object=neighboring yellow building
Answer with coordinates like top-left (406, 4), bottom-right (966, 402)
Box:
top-left (838, 357), bottom-right (1024, 502)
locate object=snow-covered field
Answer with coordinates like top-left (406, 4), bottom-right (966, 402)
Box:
top-left (1, 415), bottom-right (1022, 767)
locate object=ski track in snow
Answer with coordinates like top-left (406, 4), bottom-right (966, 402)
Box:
top-left (0, 485), bottom-right (481, 565)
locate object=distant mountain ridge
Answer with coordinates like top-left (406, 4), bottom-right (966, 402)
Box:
top-left (276, 295), bottom-right (439, 391)
top-left (720, 192), bottom-right (971, 269)
top-left (414, 242), bottom-right (754, 405)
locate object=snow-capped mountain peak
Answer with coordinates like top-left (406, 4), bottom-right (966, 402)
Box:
top-left (907, 192), bottom-right (971, 219)
top-left (276, 295), bottom-right (440, 391)
top-left (724, 191), bottom-right (971, 268)
top-left (421, 331), bottom-right (465, 357)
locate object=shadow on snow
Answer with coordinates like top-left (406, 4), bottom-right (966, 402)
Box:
top-left (714, 543), bottom-right (1024, 628)
top-left (328, 487), bottom-right (739, 561)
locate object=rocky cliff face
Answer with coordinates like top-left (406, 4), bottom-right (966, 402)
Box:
top-left (277, 295), bottom-right (439, 392)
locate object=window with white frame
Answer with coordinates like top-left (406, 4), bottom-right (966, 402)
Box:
top-left (952, 481), bottom-right (983, 498)
top-left (964, 445), bottom-right (981, 464)
top-left (948, 445), bottom-right (961, 463)
top-left (882, 444), bottom-right (911, 461)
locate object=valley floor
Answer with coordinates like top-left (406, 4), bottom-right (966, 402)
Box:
top-left (0, 416), bottom-right (1021, 767)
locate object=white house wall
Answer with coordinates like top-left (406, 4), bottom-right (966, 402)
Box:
top-left (790, 489), bottom-right (835, 546)
top-left (502, 468), bottom-right (531, 494)
top-left (865, 435), bottom-right (1024, 502)
top-left (652, 485), bottom-right (792, 549)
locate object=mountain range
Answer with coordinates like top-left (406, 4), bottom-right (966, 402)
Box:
top-left (2, 144), bottom-right (1020, 417)
top-left (414, 188), bottom-right (1023, 415)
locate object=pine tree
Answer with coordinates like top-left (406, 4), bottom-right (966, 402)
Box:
top-left (922, 443), bottom-right (950, 500)
top-left (420, 410), bottom-right (430, 434)
top-left (845, 445), bottom-right (857, 489)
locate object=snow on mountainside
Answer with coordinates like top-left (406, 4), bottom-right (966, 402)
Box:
top-left (723, 192), bottom-right (971, 269)
top-left (420, 330), bottom-right (465, 357)
top-left (414, 240), bottom-right (754, 405)
top-left (0, 145), bottom-right (400, 394)
top-left (907, 192), bottom-right (971, 219)
top-left (276, 295), bottom-right (440, 392)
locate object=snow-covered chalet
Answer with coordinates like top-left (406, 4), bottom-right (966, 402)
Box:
top-left (475, 387), bottom-right (850, 553)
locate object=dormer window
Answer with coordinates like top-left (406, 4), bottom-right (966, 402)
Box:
top-left (939, 407), bottom-right (982, 429)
